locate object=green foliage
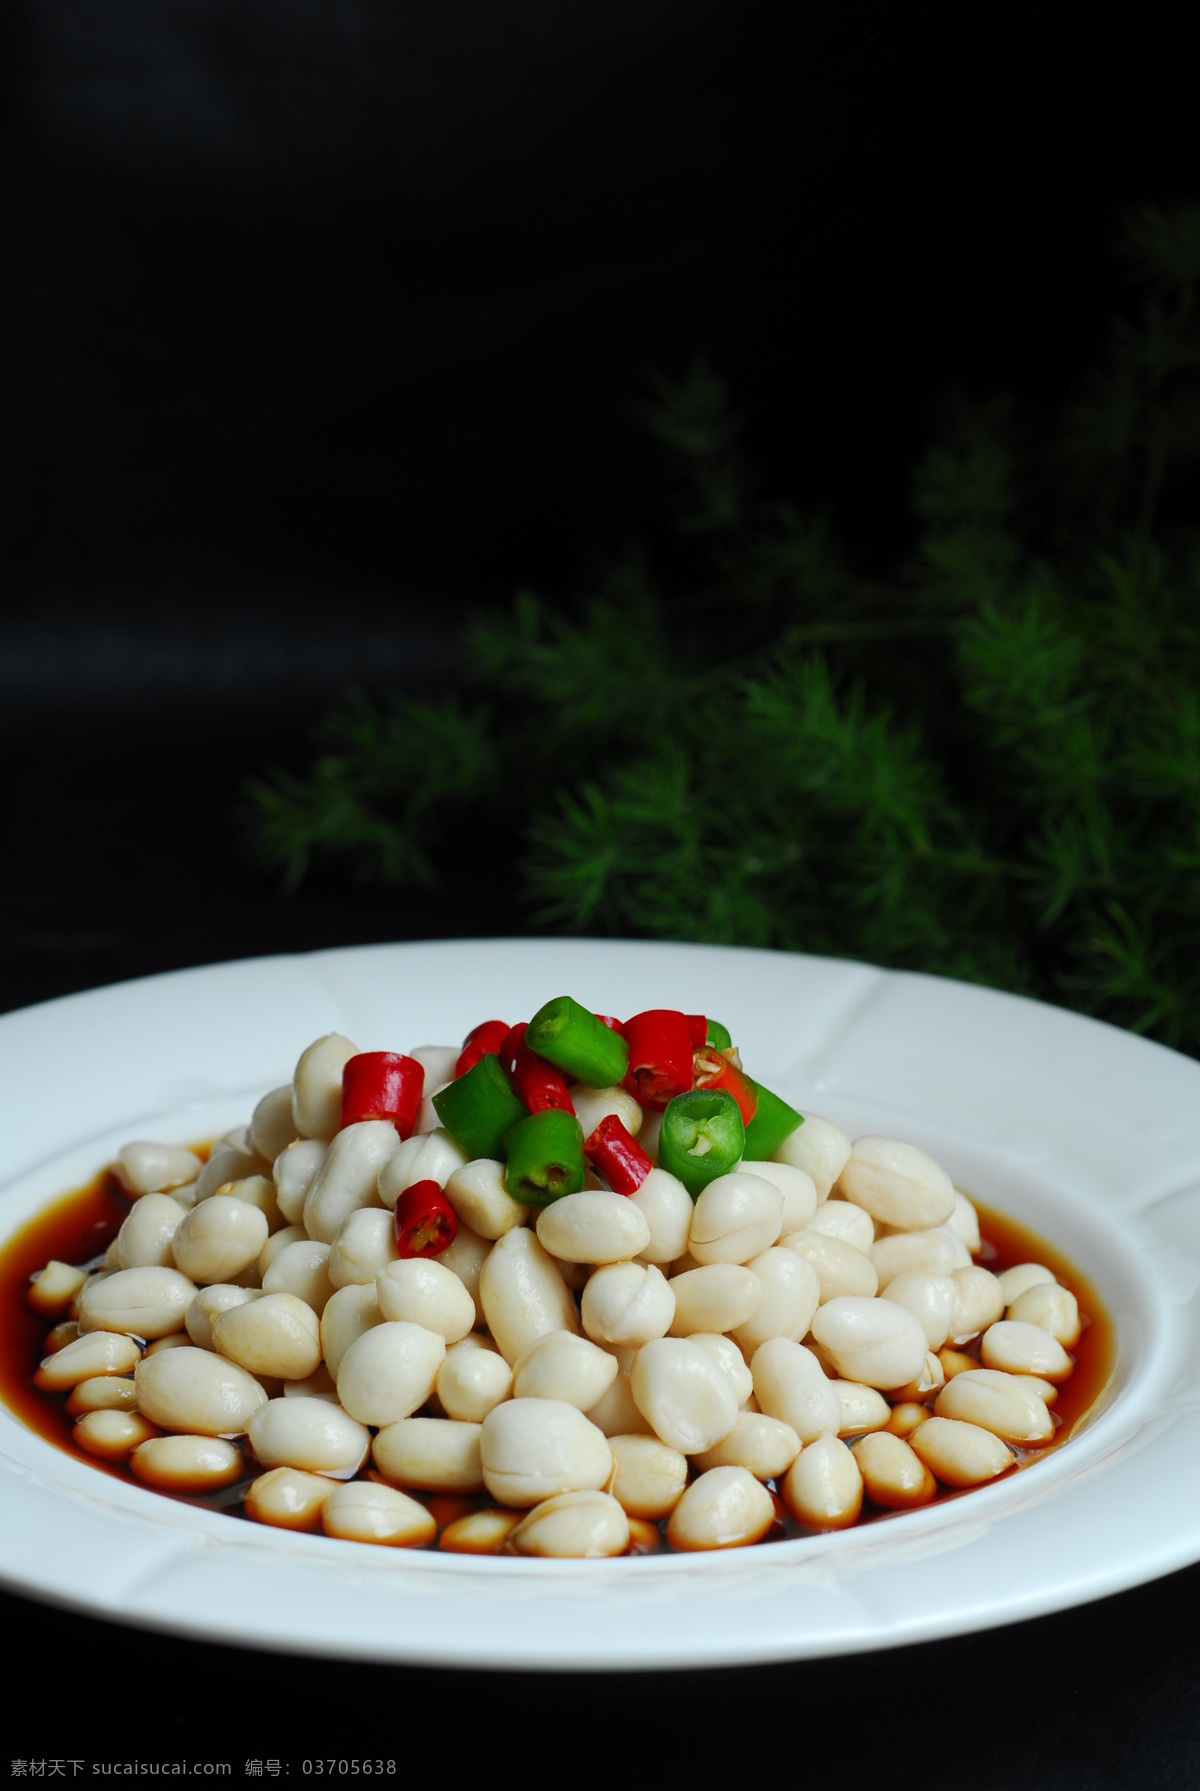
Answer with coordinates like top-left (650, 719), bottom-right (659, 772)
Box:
top-left (244, 203), bottom-right (1200, 1056)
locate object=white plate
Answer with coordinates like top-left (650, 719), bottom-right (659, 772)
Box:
top-left (2, 938), bottom-right (1199, 1670)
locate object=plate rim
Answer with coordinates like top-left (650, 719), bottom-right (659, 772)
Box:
top-left (2, 936), bottom-right (1198, 1669)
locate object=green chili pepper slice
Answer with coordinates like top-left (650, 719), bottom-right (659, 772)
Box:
top-left (525, 995), bottom-right (629, 1088)
top-left (705, 1018), bottom-right (733, 1051)
top-left (503, 1109), bottom-right (586, 1205)
top-left (657, 1089), bottom-right (745, 1199)
top-left (433, 1053), bottom-right (529, 1159)
top-left (741, 1080), bottom-right (804, 1160)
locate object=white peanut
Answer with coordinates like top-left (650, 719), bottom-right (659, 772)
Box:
top-left (607, 1434), bottom-right (688, 1518)
top-left (909, 1414), bottom-right (1016, 1487)
top-left (263, 1240), bottom-right (335, 1315)
top-left (730, 1247), bottom-right (820, 1353)
top-left (667, 1465), bottom-right (776, 1550)
top-left (889, 1348), bottom-right (946, 1402)
top-left (782, 1433), bottom-right (863, 1529)
top-left (740, 1161), bottom-right (819, 1231)
top-left (273, 1138), bottom-right (327, 1225)
top-left (631, 1338), bottom-right (740, 1454)
top-left (1008, 1283), bottom-right (1082, 1348)
top-left (66, 1375), bottom-right (139, 1415)
top-left (335, 1320), bottom-right (445, 1426)
top-left (172, 1197), bottom-right (268, 1284)
top-left (195, 1143), bottom-right (267, 1202)
top-left (212, 1292), bottom-right (322, 1381)
top-left (214, 1174), bottom-right (283, 1232)
top-left (783, 1231), bottom-right (878, 1303)
top-left (570, 1085), bottom-right (643, 1139)
top-left (871, 1228), bottom-right (961, 1285)
top-left (185, 1284), bottom-right (260, 1351)
top-left (443, 1159), bottom-right (530, 1240)
top-left (512, 1331), bottom-right (619, 1410)
top-left (688, 1332), bottom-right (754, 1406)
top-left (880, 1272), bottom-right (958, 1350)
top-left (245, 1465), bottom-right (333, 1530)
top-left (948, 1266), bottom-right (1006, 1342)
top-left (328, 1209), bottom-right (398, 1288)
top-left (805, 1200), bottom-right (875, 1253)
top-left (284, 1365), bottom-right (339, 1402)
top-left (478, 1226), bottom-right (580, 1365)
top-left (508, 1490), bottom-right (630, 1558)
top-left (35, 1330), bottom-right (142, 1390)
top-left (135, 1346), bottom-right (268, 1435)
top-left (436, 1221), bottom-right (491, 1310)
top-left (935, 1368), bottom-right (1055, 1444)
top-left (810, 1296), bottom-right (930, 1390)
top-left (407, 1043), bottom-right (459, 1086)
top-left (537, 1191), bottom-right (651, 1264)
top-left (480, 1398), bottom-right (612, 1506)
top-left (838, 1137), bottom-right (956, 1231)
top-left (321, 1480), bottom-right (437, 1547)
top-left (980, 1320), bottom-right (1074, 1382)
top-left (629, 1169), bottom-right (694, 1263)
top-left (303, 1122), bottom-right (398, 1244)
top-left (374, 1416), bottom-right (484, 1490)
top-left (997, 1262), bottom-right (1056, 1304)
top-left (259, 1225), bottom-right (307, 1278)
top-left (852, 1430), bottom-right (937, 1508)
top-left (247, 1396), bottom-right (371, 1476)
top-left (583, 1370), bottom-right (655, 1438)
top-left (377, 1258), bottom-right (476, 1343)
top-left (27, 1261), bottom-right (89, 1317)
top-left (693, 1411), bottom-right (801, 1479)
top-left (667, 1264), bottom-right (760, 1336)
top-left (832, 1381), bottom-right (892, 1437)
top-left (114, 1142), bottom-right (204, 1196)
top-left (320, 1283), bottom-right (382, 1379)
top-left (581, 1262), bottom-right (675, 1348)
top-left (750, 1338), bottom-right (843, 1444)
top-left (772, 1113), bottom-right (851, 1199)
top-left (130, 1434), bottom-right (244, 1492)
top-left (436, 1339), bottom-right (513, 1422)
top-left (688, 1173), bottom-right (784, 1265)
top-left (77, 1267), bottom-right (196, 1339)
top-left (250, 1086), bottom-right (299, 1162)
top-left (377, 1130), bottom-right (468, 1208)
top-left (74, 1409), bottom-right (161, 1460)
top-left (115, 1193), bottom-right (186, 1270)
top-left (291, 1032), bottom-right (359, 1141)
top-left (947, 1192), bottom-right (982, 1253)
top-left (438, 1509), bottom-right (522, 1554)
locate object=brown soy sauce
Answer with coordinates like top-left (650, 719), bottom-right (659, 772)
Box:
top-left (0, 1162), bottom-right (1117, 1550)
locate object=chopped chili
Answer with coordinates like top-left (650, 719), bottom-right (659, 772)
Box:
top-left (341, 1052), bottom-right (424, 1138)
top-left (584, 1114), bottom-right (653, 1194)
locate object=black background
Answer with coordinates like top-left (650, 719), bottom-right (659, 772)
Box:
top-left (3, 7), bottom-right (1199, 1780)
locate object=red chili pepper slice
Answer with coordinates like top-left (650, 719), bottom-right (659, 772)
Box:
top-left (622, 1009), bottom-right (695, 1110)
top-left (499, 1022), bottom-right (575, 1116)
top-left (393, 1179), bottom-right (458, 1258)
top-left (341, 1052), bottom-right (425, 1138)
top-left (692, 1045), bottom-right (759, 1126)
top-left (584, 1114), bottom-right (653, 1194)
top-left (684, 1014), bottom-right (707, 1049)
top-left (455, 1020), bottom-right (510, 1079)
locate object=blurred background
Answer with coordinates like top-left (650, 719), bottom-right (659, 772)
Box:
top-left (3, 4), bottom-right (1199, 1040)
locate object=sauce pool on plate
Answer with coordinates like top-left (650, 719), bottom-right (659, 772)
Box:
top-left (0, 1159), bottom-right (1116, 1548)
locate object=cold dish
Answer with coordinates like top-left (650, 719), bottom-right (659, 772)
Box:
top-left (11, 997), bottom-right (1108, 1558)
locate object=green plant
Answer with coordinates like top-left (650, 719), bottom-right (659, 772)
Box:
top-left (244, 204), bottom-right (1200, 1055)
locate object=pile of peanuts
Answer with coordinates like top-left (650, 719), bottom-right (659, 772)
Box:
top-left (27, 1030), bottom-right (1085, 1558)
